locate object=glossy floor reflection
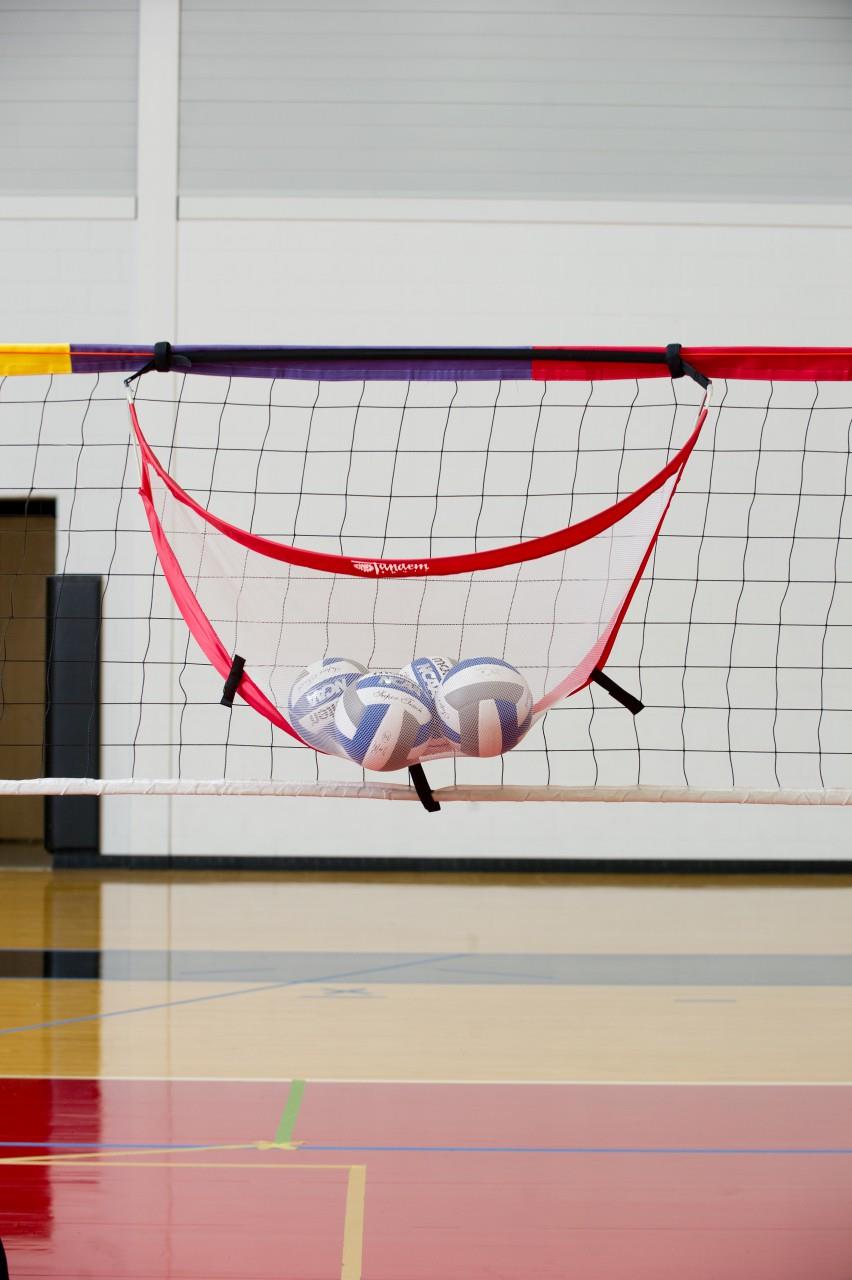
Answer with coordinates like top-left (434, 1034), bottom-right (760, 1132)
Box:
top-left (0, 870), bottom-right (851, 1278)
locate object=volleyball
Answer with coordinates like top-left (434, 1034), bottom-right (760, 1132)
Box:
top-left (287, 657), bottom-right (367, 753)
top-left (401, 655), bottom-right (456, 732)
top-left (435, 657), bottom-right (533, 757)
top-left (334, 670), bottom-right (434, 772)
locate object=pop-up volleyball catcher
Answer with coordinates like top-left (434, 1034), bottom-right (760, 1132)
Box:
top-left (126, 343), bottom-right (708, 810)
top-left (2, 341), bottom-right (852, 813)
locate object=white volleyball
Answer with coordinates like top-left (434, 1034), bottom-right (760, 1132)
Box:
top-left (435, 657), bottom-right (533, 757)
top-left (334, 670), bottom-right (434, 772)
top-left (401, 655), bottom-right (456, 733)
top-left (287, 657), bottom-right (366, 752)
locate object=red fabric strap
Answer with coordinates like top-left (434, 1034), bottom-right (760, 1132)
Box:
top-left (138, 461), bottom-right (306, 743)
top-left (130, 399), bottom-right (708, 580)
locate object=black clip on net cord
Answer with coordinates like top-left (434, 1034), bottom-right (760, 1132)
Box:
top-left (220, 654), bottom-right (246, 709)
top-left (124, 340), bottom-right (193, 386)
top-left (590, 667), bottom-right (644, 716)
top-left (409, 764), bottom-right (441, 812)
top-left (665, 342), bottom-right (710, 390)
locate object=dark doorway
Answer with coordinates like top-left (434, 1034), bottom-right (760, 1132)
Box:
top-left (0, 499), bottom-right (55, 865)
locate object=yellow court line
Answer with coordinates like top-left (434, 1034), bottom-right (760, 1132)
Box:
top-left (342, 1164), bottom-right (367, 1280)
top-left (2, 1072), bottom-right (850, 1086)
top-left (0, 1148), bottom-right (366, 1279)
top-left (0, 1140), bottom-right (263, 1166)
top-left (1, 1159), bottom-right (357, 1171)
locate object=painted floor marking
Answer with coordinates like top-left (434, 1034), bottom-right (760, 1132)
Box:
top-left (2, 1139), bottom-right (851, 1158)
top-left (342, 1164), bottom-right (367, 1280)
top-left (273, 1079), bottom-right (305, 1148)
top-left (1, 1073), bottom-right (851, 1086)
top-left (0, 1143), bottom-right (366, 1280)
top-left (0, 952), bottom-right (467, 1038)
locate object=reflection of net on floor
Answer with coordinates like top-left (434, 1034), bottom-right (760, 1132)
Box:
top-left (1, 343), bottom-right (851, 801)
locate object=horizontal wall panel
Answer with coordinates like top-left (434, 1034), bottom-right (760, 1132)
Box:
top-left (179, 2), bottom-right (852, 202)
top-left (178, 121), bottom-right (852, 157)
top-left (0, 9), bottom-right (135, 33)
top-left (0, 0), bottom-right (138, 197)
top-left (0, 122), bottom-right (134, 148)
top-left (180, 10), bottom-right (852, 44)
top-left (184, 0), bottom-right (852, 13)
top-left (179, 34), bottom-right (852, 67)
top-left (182, 149), bottom-right (850, 181)
top-left (180, 72), bottom-right (852, 111)
top-left (180, 174), bottom-right (852, 203)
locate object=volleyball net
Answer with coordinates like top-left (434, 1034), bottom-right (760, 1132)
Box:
top-left (1, 343), bottom-right (851, 805)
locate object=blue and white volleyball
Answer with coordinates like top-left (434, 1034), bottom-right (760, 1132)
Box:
top-left (435, 657), bottom-right (533, 757)
top-left (401, 655), bottom-right (456, 730)
top-left (287, 657), bottom-right (367, 753)
top-left (334, 670), bottom-right (434, 772)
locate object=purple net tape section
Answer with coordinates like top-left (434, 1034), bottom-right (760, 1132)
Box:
top-left (71, 345), bottom-right (535, 382)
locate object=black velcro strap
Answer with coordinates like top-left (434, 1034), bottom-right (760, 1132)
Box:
top-left (591, 667), bottom-right (644, 716)
top-left (665, 342), bottom-right (685, 379)
top-left (665, 341), bottom-right (710, 390)
top-left (124, 341), bottom-right (192, 386)
top-left (153, 341), bottom-right (173, 372)
top-left (409, 763), bottom-right (440, 812)
top-left (220, 654), bottom-right (246, 708)
top-left (681, 360), bottom-right (710, 390)
top-left (665, 340), bottom-right (685, 378)
top-left (153, 341), bottom-right (192, 374)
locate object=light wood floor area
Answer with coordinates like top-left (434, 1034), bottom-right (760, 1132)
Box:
top-left (0, 869), bottom-right (850, 1083)
top-left (3, 869), bottom-right (852, 953)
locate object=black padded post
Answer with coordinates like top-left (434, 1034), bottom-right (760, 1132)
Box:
top-left (0, 1235), bottom-right (8, 1280)
top-left (44, 575), bottom-right (101, 858)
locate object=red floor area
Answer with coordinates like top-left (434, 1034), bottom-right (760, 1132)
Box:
top-left (1, 1079), bottom-right (851, 1279)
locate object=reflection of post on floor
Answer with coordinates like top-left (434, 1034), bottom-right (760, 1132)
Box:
top-left (0, 1235), bottom-right (9, 1280)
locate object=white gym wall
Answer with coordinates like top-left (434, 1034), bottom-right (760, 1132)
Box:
top-left (1, 0), bottom-right (851, 859)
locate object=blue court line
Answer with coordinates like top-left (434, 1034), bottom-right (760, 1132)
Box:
top-left (1, 1139), bottom-right (851, 1157)
top-left (0, 951), bottom-right (468, 1038)
top-left (435, 965), bottom-right (559, 982)
top-left (6, 949), bottom-right (852, 986)
top-left (298, 1143), bottom-right (852, 1156)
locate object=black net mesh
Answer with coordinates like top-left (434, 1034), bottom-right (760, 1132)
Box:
top-left (1, 369), bottom-right (850, 795)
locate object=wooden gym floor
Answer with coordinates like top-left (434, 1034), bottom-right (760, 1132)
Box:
top-left (0, 868), bottom-right (850, 1278)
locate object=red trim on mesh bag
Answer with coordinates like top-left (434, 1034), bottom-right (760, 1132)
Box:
top-left (533, 449), bottom-right (691, 713)
top-left (132, 388), bottom-right (707, 742)
top-left (138, 460), bottom-right (307, 744)
top-left (130, 399), bottom-right (708, 579)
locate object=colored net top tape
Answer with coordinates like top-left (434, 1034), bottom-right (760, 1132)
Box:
top-left (2, 344), bottom-right (852, 381)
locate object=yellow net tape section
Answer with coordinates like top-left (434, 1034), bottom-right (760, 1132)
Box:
top-left (0, 345), bottom-right (72, 376)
